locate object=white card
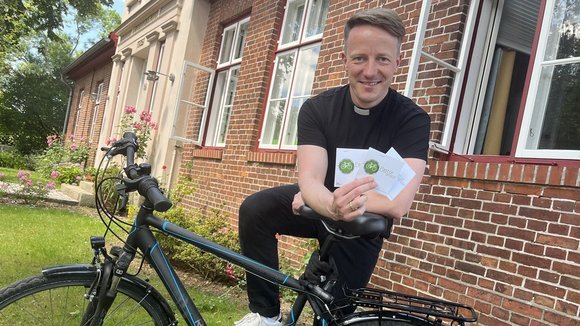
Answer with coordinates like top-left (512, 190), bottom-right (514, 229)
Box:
top-left (355, 147), bottom-right (404, 197)
top-left (335, 148), bottom-right (367, 187)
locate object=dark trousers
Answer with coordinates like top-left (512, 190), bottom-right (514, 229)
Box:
top-left (238, 184), bottom-right (383, 318)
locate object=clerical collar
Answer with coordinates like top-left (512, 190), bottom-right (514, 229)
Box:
top-left (353, 105), bottom-right (370, 116)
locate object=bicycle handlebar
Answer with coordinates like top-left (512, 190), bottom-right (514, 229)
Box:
top-left (106, 132), bottom-right (172, 212)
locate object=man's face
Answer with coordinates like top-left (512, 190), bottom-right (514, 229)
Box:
top-left (342, 25), bottom-right (401, 108)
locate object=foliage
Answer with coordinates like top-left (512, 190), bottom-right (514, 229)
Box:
top-left (36, 134), bottom-right (90, 179)
top-left (0, 35), bottom-right (74, 155)
top-left (0, 149), bottom-right (30, 169)
top-left (157, 178), bottom-right (243, 284)
top-left (0, 0), bottom-right (114, 55)
top-left (108, 106), bottom-right (159, 160)
top-left (51, 164), bottom-right (83, 185)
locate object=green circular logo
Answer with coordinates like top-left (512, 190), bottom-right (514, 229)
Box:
top-left (364, 159), bottom-right (380, 174)
top-left (339, 159), bottom-right (355, 174)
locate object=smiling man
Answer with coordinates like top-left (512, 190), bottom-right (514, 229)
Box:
top-left (236, 8), bottom-right (430, 326)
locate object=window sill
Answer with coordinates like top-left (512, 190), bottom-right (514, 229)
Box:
top-left (191, 148), bottom-right (223, 160)
top-left (429, 157), bottom-right (579, 188)
top-left (246, 151), bottom-right (296, 165)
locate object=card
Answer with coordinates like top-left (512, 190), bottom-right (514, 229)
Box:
top-left (335, 148), bottom-right (366, 187)
top-left (355, 147), bottom-right (404, 198)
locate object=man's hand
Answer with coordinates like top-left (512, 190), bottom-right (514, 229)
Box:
top-left (327, 176), bottom-right (376, 221)
top-left (292, 192), bottom-right (304, 215)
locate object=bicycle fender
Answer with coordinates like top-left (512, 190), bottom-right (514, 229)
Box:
top-left (41, 264), bottom-right (176, 323)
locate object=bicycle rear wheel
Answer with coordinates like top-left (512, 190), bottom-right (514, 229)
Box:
top-left (0, 270), bottom-right (173, 325)
top-left (338, 311), bottom-right (439, 325)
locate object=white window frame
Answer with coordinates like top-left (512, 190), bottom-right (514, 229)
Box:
top-left (217, 17), bottom-right (250, 68)
top-left (259, 0), bottom-right (327, 150)
top-left (205, 66), bottom-right (240, 147)
top-left (170, 61), bottom-right (214, 145)
top-left (404, 0), bottom-right (479, 153)
top-left (515, 0), bottom-right (580, 160)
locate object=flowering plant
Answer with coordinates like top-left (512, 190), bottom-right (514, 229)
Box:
top-left (7, 170), bottom-right (57, 204)
top-left (36, 134), bottom-right (91, 178)
top-left (108, 106), bottom-right (158, 160)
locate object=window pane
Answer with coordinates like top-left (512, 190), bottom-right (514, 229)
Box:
top-left (304, 0), bottom-right (329, 38)
top-left (281, 0), bottom-right (306, 45)
top-left (219, 28), bottom-right (235, 64)
top-left (292, 45), bottom-right (320, 96)
top-left (217, 68), bottom-right (239, 145)
top-left (234, 21), bottom-right (249, 60)
top-left (526, 63), bottom-right (580, 151)
top-left (282, 97), bottom-right (307, 146)
top-left (262, 100), bottom-right (286, 145)
top-left (545, 0), bottom-right (580, 61)
top-left (270, 52), bottom-right (296, 99)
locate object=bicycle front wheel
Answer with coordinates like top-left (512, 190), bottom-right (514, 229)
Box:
top-left (0, 269), bottom-right (173, 325)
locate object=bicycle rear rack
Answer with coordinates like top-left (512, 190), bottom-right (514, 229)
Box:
top-left (345, 287), bottom-right (478, 325)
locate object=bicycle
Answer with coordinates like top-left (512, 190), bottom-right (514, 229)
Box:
top-left (0, 132), bottom-right (478, 325)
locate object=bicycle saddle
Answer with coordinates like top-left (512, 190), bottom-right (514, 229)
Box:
top-left (299, 205), bottom-right (393, 239)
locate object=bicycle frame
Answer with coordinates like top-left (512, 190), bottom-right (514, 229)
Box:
top-left (122, 199), bottom-right (321, 326)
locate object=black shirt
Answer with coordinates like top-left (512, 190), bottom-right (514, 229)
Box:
top-left (298, 85), bottom-right (430, 190)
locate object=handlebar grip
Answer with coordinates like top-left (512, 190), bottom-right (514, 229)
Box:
top-left (138, 177), bottom-right (172, 212)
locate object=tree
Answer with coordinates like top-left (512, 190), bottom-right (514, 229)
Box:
top-left (0, 34), bottom-right (74, 154)
top-left (0, 0), bottom-right (113, 54)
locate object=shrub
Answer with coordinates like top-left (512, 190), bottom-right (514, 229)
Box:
top-left (0, 149), bottom-right (28, 169)
top-left (158, 206), bottom-right (244, 283)
top-left (155, 178), bottom-right (243, 283)
top-left (36, 134), bottom-right (90, 177)
top-left (0, 170), bottom-right (57, 205)
top-left (52, 163), bottom-right (83, 185)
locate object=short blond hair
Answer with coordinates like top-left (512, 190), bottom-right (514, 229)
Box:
top-left (344, 8), bottom-right (405, 49)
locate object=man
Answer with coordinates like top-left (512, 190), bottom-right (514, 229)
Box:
top-left (236, 7), bottom-right (430, 326)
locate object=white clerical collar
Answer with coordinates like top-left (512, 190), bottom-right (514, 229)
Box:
top-left (353, 105), bottom-right (370, 116)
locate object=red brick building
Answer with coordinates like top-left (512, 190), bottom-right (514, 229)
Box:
top-left (63, 33), bottom-right (117, 167)
top-left (159, 1), bottom-right (578, 325)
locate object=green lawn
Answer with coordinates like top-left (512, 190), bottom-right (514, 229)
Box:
top-left (0, 203), bottom-right (248, 324)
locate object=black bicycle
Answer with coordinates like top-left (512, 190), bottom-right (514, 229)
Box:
top-left (0, 132), bottom-right (478, 325)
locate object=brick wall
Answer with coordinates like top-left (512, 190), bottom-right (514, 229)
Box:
top-left (176, 0), bottom-right (580, 325)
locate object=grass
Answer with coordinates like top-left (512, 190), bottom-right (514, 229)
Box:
top-left (0, 203), bottom-right (248, 324)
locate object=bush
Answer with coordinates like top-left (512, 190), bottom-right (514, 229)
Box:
top-left (36, 134), bottom-right (90, 177)
top-left (52, 163), bottom-right (83, 185)
top-left (0, 149), bottom-right (28, 169)
top-left (156, 178), bottom-right (243, 283)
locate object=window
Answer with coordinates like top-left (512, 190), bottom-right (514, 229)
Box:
top-left (90, 83), bottom-right (104, 142)
top-left (74, 90), bottom-right (84, 136)
top-left (259, 0), bottom-right (329, 149)
top-left (206, 67), bottom-right (239, 146)
top-left (408, 0), bottom-right (579, 161)
top-left (218, 18), bottom-right (249, 67)
top-left (203, 18), bottom-right (249, 147)
top-left (516, 0), bottom-right (580, 159)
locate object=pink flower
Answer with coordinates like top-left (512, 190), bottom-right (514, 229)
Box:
top-left (70, 143), bottom-right (78, 150)
top-left (140, 111), bottom-right (152, 122)
top-left (45, 182), bottom-right (56, 190)
top-left (133, 122), bottom-right (143, 130)
top-left (76, 176), bottom-right (82, 181)
top-left (125, 106), bottom-right (137, 114)
top-left (162, 165), bottom-right (167, 170)
top-left (50, 171), bottom-right (60, 179)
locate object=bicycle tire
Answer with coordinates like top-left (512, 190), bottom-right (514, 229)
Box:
top-left (0, 270), bottom-right (174, 325)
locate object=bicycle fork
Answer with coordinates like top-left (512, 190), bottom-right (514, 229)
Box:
top-left (81, 236), bottom-right (134, 326)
